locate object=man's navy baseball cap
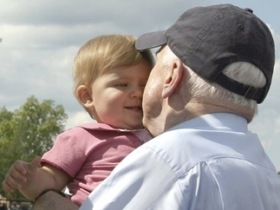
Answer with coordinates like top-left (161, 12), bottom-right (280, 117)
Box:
top-left (136, 4), bottom-right (275, 103)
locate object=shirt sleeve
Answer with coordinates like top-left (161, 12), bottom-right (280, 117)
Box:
top-left (80, 145), bottom-right (184, 210)
top-left (41, 130), bottom-right (88, 177)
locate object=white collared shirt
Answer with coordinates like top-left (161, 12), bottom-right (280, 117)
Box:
top-left (81, 113), bottom-right (280, 210)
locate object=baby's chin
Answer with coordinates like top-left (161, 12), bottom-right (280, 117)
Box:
top-left (118, 122), bottom-right (144, 130)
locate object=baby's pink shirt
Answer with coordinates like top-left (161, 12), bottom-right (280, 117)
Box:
top-left (41, 122), bottom-right (152, 206)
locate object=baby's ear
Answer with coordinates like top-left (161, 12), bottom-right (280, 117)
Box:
top-left (77, 85), bottom-right (93, 107)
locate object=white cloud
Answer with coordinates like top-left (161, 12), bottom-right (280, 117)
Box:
top-left (65, 111), bottom-right (92, 129)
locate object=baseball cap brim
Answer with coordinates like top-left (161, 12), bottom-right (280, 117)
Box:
top-left (135, 30), bottom-right (167, 50)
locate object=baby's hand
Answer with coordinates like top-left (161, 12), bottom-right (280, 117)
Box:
top-left (2, 156), bottom-right (41, 193)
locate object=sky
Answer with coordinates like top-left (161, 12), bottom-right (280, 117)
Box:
top-left (0, 0), bottom-right (280, 171)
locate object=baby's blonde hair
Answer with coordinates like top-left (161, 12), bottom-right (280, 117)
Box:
top-left (73, 34), bottom-right (154, 100)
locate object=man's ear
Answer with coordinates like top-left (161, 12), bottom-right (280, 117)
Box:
top-left (77, 85), bottom-right (93, 108)
top-left (162, 59), bottom-right (184, 98)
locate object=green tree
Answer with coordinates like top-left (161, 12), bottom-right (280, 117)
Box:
top-left (0, 96), bottom-right (67, 200)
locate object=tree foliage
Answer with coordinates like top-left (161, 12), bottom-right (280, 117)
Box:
top-left (0, 96), bottom-right (67, 200)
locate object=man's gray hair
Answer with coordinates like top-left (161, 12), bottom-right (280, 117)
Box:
top-left (187, 61), bottom-right (266, 114)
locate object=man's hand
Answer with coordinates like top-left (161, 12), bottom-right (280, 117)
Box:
top-left (32, 190), bottom-right (79, 210)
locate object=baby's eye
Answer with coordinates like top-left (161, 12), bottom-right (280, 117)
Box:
top-left (115, 83), bottom-right (128, 87)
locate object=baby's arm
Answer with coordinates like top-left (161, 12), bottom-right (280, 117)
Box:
top-left (2, 156), bottom-right (71, 200)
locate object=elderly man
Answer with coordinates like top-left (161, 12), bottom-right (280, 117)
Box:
top-left (33, 4), bottom-right (280, 210)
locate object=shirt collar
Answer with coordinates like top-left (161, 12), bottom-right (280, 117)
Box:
top-left (170, 113), bottom-right (248, 133)
top-left (78, 121), bottom-right (152, 142)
